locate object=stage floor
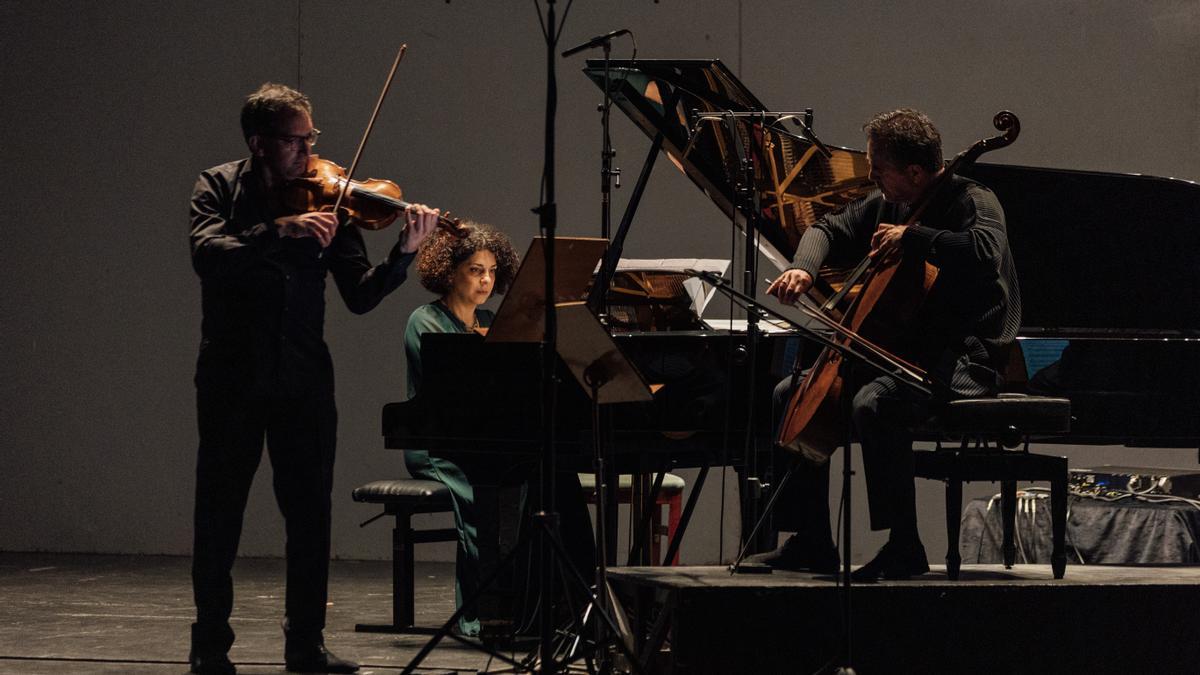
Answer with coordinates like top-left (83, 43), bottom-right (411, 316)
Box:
top-left (608, 564), bottom-right (1200, 674)
top-left (0, 552), bottom-right (488, 674)
top-left (2, 552), bottom-right (1199, 673)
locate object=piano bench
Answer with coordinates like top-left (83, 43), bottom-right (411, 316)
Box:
top-left (351, 479), bottom-right (458, 634)
top-left (578, 472), bottom-right (686, 566)
top-left (914, 395), bottom-right (1071, 581)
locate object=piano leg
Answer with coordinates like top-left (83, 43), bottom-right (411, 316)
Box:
top-left (661, 462), bottom-right (709, 567)
top-left (1001, 479), bottom-right (1017, 568)
top-left (602, 462), bottom-right (620, 567)
top-left (470, 481), bottom-right (525, 638)
top-left (945, 477), bottom-right (963, 580)
top-left (1050, 473), bottom-right (1067, 579)
top-left (628, 466), bottom-right (669, 566)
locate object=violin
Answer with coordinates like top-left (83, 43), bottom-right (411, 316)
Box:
top-left (281, 155), bottom-right (469, 238)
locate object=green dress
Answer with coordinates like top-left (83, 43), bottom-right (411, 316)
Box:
top-left (403, 301), bottom-right (493, 637)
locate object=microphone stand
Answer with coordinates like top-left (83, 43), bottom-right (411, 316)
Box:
top-left (534, 1), bottom-right (560, 668)
top-left (561, 28), bottom-right (631, 321)
top-left (563, 28), bottom-right (630, 575)
top-left (598, 38), bottom-right (619, 320)
top-left (685, 108), bottom-right (833, 555)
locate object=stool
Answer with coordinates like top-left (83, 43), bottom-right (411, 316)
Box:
top-left (351, 479), bottom-right (459, 633)
top-left (914, 395), bottom-right (1071, 580)
top-left (578, 472), bottom-right (685, 565)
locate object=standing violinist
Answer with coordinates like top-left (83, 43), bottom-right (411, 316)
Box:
top-left (187, 82), bottom-right (439, 674)
top-left (757, 108), bottom-right (1020, 580)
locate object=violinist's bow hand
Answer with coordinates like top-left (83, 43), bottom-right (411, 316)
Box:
top-left (276, 211), bottom-right (339, 248)
top-left (766, 269), bottom-right (813, 306)
top-left (399, 203), bottom-right (440, 253)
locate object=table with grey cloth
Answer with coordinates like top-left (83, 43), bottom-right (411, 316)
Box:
top-left (959, 493), bottom-right (1200, 565)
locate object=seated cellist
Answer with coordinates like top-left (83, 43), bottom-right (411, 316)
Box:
top-left (754, 108), bottom-right (1021, 580)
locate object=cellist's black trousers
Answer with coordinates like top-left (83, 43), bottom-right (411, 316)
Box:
top-left (769, 370), bottom-right (931, 541)
top-left (191, 386), bottom-right (337, 655)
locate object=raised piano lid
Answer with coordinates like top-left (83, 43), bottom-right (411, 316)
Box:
top-left (583, 59), bottom-right (872, 271)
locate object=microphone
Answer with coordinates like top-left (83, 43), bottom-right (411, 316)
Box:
top-left (561, 29), bottom-right (631, 57)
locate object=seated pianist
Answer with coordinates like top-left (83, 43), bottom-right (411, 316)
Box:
top-left (401, 223), bottom-right (595, 636)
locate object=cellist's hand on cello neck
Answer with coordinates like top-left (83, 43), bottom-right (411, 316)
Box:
top-left (869, 222), bottom-right (907, 264)
top-left (767, 268), bottom-right (813, 306)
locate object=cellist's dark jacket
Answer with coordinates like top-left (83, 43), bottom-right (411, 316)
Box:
top-left (789, 175), bottom-right (1021, 397)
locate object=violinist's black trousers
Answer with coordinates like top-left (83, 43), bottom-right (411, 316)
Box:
top-left (769, 371), bottom-right (932, 541)
top-left (190, 386), bottom-right (338, 655)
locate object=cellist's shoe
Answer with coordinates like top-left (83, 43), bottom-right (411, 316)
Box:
top-left (851, 539), bottom-right (929, 582)
top-left (744, 535), bottom-right (840, 573)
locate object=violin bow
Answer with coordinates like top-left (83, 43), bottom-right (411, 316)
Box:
top-left (332, 43), bottom-right (408, 216)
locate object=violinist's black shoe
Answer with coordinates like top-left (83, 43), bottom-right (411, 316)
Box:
top-left (744, 535), bottom-right (840, 573)
top-left (851, 539), bottom-right (929, 582)
top-left (284, 643), bottom-right (359, 673)
top-left (189, 622), bottom-right (236, 674)
top-left (283, 619), bottom-right (359, 673)
top-left (188, 652), bottom-right (236, 675)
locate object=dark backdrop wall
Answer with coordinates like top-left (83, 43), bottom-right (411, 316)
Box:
top-left (2, 0), bottom-right (1197, 563)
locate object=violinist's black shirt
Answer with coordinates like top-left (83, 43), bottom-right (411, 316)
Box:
top-left (189, 158), bottom-right (415, 397)
top-left (790, 175), bottom-right (1021, 396)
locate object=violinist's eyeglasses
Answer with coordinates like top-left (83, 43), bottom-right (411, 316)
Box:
top-left (269, 128), bottom-right (320, 149)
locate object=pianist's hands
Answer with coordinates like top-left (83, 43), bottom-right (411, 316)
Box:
top-left (767, 269), bottom-right (813, 306)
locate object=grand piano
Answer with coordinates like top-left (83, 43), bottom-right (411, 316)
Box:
top-left (567, 58), bottom-right (1200, 448)
top-left (383, 60), bottom-right (1200, 577)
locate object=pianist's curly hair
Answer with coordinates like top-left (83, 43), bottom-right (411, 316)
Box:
top-left (863, 108), bottom-right (943, 172)
top-left (416, 221), bottom-right (520, 297)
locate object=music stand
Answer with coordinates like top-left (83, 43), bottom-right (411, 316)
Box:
top-left (487, 236), bottom-right (608, 343)
top-left (403, 237), bottom-right (646, 675)
top-left (550, 301), bottom-right (651, 670)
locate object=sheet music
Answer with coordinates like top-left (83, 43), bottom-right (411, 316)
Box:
top-left (613, 258), bottom-right (731, 316)
top-left (701, 318), bottom-right (796, 334)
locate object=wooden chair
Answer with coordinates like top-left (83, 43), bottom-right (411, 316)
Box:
top-left (578, 472), bottom-right (686, 565)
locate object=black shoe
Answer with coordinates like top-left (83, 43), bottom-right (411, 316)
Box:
top-left (851, 539), bottom-right (929, 582)
top-left (744, 535), bottom-right (840, 573)
top-left (189, 652), bottom-right (236, 675)
top-left (284, 643), bottom-right (359, 673)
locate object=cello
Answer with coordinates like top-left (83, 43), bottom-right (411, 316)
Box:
top-left (776, 111), bottom-right (1021, 462)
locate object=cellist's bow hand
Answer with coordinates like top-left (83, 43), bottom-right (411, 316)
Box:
top-left (766, 268), bottom-right (813, 306)
top-left (869, 222), bottom-right (906, 265)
